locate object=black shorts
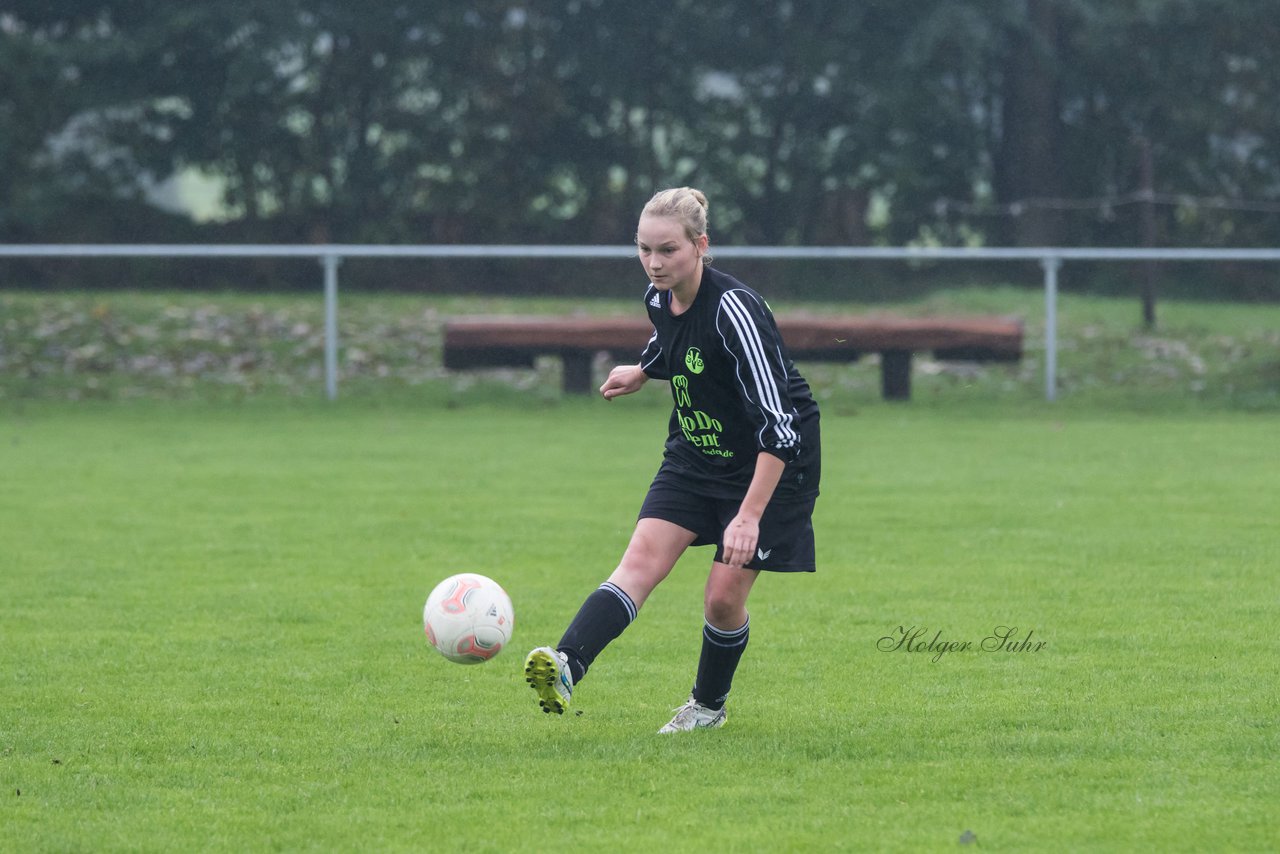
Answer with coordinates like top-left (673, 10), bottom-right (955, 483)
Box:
top-left (638, 472), bottom-right (817, 573)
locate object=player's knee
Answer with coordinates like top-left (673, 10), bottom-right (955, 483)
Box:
top-left (617, 538), bottom-right (663, 577)
top-left (610, 559), bottom-right (662, 592)
top-left (703, 589), bottom-right (746, 629)
top-left (610, 545), bottom-right (672, 603)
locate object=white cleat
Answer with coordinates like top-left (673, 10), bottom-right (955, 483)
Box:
top-left (658, 697), bottom-right (726, 733)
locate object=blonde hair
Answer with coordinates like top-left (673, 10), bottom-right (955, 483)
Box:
top-left (640, 187), bottom-right (712, 264)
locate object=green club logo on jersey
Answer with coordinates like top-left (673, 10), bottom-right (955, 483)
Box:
top-left (684, 347), bottom-right (704, 374)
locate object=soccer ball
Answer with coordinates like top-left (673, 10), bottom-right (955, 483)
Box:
top-left (422, 573), bottom-right (515, 664)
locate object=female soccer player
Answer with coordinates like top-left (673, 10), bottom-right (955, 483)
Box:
top-left (525, 187), bottom-right (821, 733)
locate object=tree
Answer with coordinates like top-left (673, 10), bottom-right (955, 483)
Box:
top-left (4, 0), bottom-right (1280, 288)
top-left (0, 1), bottom-right (173, 240)
top-left (994, 0), bottom-right (1067, 246)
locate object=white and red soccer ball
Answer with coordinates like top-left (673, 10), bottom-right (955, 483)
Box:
top-left (422, 573), bottom-right (515, 664)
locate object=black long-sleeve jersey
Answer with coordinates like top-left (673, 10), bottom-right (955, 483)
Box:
top-left (638, 265), bottom-right (820, 501)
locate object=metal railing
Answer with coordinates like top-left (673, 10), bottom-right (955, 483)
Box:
top-left (4, 243), bottom-right (1279, 401)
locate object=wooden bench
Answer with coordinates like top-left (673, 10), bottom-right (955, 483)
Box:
top-left (442, 314), bottom-right (1023, 400)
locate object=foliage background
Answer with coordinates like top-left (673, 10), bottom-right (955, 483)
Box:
top-left (3, 1), bottom-right (1280, 296)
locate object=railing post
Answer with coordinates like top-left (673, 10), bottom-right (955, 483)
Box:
top-left (322, 253), bottom-right (341, 401)
top-left (1041, 255), bottom-right (1062, 402)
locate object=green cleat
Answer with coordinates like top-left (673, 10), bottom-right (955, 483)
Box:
top-left (524, 647), bottom-right (574, 715)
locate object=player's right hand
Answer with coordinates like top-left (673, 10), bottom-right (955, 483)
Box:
top-left (600, 364), bottom-right (648, 400)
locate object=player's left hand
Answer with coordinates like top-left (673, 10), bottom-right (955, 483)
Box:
top-left (721, 513), bottom-right (760, 568)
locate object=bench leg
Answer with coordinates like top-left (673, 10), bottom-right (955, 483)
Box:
top-left (881, 350), bottom-right (912, 401)
top-left (561, 353), bottom-right (594, 395)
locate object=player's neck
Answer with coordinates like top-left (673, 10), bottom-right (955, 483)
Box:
top-left (668, 269), bottom-right (702, 316)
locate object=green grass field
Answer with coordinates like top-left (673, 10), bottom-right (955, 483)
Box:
top-left (3, 395), bottom-right (1277, 851)
top-left (2, 287), bottom-right (1278, 849)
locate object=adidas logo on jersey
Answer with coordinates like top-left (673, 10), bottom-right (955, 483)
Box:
top-left (649, 293), bottom-right (662, 308)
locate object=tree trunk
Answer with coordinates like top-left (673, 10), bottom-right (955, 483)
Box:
top-left (1137, 135), bottom-right (1159, 329)
top-left (996, 0), bottom-right (1067, 247)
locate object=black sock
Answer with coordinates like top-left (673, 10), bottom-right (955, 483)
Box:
top-left (692, 617), bottom-right (750, 711)
top-left (556, 582), bottom-right (637, 684)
